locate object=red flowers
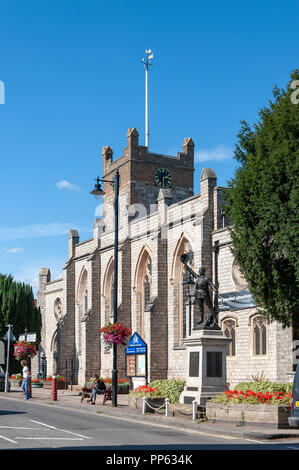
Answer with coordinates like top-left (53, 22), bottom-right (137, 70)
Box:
top-left (223, 389), bottom-right (293, 404)
top-left (99, 322), bottom-right (132, 347)
top-left (102, 377), bottom-right (130, 384)
top-left (45, 376), bottom-right (65, 382)
top-left (135, 385), bottom-right (158, 394)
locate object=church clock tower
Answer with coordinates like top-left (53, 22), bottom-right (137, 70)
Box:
top-left (102, 128), bottom-right (194, 217)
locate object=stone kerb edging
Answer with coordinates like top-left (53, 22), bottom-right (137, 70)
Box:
top-left (206, 401), bottom-right (291, 429)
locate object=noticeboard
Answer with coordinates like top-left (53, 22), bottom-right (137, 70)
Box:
top-left (18, 332), bottom-right (36, 342)
top-left (125, 332), bottom-right (147, 378)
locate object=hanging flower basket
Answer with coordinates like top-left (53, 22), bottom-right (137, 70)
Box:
top-left (13, 341), bottom-right (37, 361)
top-left (99, 322), bottom-right (132, 349)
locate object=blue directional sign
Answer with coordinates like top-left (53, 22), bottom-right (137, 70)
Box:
top-left (125, 332), bottom-right (147, 355)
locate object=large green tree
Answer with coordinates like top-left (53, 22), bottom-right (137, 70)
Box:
top-left (0, 274), bottom-right (42, 371)
top-left (223, 69), bottom-right (299, 328)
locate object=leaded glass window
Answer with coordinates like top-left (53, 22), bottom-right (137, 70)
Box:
top-left (252, 316), bottom-right (267, 355)
top-left (223, 319), bottom-right (236, 356)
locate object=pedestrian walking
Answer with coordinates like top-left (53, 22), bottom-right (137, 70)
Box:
top-left (21, 360), bottom-right (31, 400)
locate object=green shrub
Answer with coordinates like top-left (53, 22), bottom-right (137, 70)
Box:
top-left (233, 381), bottom-right (293, 394)
top-left (129, 379), bottom-right (186, 403)
top-left (148, 379), bottom-right (186, 404)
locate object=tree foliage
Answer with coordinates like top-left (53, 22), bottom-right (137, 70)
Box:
top-left (223, 69), bottom-right (299, 328)
top-left (0, 273), bottom-right (42, 347)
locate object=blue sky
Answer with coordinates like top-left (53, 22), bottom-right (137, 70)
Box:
top-left (0, 0), bottom-right (298, 294)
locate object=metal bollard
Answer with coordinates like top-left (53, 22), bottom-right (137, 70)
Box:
top-left (29, 378), bottom-right (32, 398)
top-left (142, 396), bottom-right (147, 414)
top-left (192, 399), bottom-right (197, 420)
top-left (51, 374), bottom-right (57, 401)
top-left (165, 398), bottom-right (169, 417)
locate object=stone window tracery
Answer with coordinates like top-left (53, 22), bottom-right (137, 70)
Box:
top-left (252, 315), bottom-right (267, 356)
top-left (104, 259), bottom-right (114, 325)
top-left (172, 236), bottom-right (194, 346)
top-left (140, 255), bottom-right (152, 337)
top-left (54, 298), bottom-right (62, 322)
top-left (77, 268), bottom-right (88, 355)
top-left (222, 319), bottom-right (236, 356)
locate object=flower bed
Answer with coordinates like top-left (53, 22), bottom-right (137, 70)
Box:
top-left (211, 389), bottom-right (293, 405)
top-left (102, 377), bottom-right (130, 394)
top-left (43, 376), bottom-right (66, 389)
top-left (129, 379), bottom-right (186, 404)
top-left (31, 379), bottom-right (43, 388)
top-left (9, 374), bottom-right (23, 387)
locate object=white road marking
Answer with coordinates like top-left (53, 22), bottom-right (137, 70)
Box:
top-left (0, 434), bottom-right (17, 444)
top-left (0, 426), bottom-right (43, 430)
top-left (15, 437), bottom-right (84, 441)
top-left (30, 420), bottom-right (90, 439)
top-left (288, 446), bottom-right (299, 450)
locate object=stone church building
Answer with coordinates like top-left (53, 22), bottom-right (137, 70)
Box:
top-left (36, 128), bottom-right (294, 387)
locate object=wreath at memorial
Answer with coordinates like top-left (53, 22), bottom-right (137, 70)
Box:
top-left (99, 322), bottom-right (132, 350)
top-left (13, 341), bottom-right (37, 361)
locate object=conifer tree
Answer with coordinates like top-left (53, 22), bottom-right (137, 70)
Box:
top-left (0, 274), bottom-right (41, 352)
top-left (223, 69), bottom-right (299, 328)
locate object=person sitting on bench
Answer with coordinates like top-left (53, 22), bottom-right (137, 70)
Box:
top-left (88, 375), bottom-right (106, 404)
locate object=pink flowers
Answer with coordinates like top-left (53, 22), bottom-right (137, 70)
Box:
top-left (99, 322), bottom-right (132, 347)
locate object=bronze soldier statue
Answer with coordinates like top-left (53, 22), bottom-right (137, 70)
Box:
top-left (181, 253), bottom-right (220, 329)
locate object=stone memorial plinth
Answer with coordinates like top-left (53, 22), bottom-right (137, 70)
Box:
top-left (180, 328), bottom-right (230, 406)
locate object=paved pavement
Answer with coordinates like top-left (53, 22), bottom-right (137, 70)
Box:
top-left (2, 385), bottom-right (299, 442)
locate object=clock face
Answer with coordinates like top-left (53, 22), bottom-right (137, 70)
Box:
top-left (154, 168), bottom-right (173, 188)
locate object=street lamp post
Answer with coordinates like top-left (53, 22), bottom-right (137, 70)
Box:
top-left (213, 240), bottom-right (220, 319)
top-left (91, 169), bottom-right (120, 407)
top-left (3, 324), bottom-right (16, 393)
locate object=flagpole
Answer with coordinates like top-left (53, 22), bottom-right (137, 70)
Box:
top-left (142, 50), bottom-right (154, 149)
top-left (145, 63), bottom-right (149, 148)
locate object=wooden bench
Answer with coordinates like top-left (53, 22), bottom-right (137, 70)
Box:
top-left (80, 383), bottom-right (112, 405)
top-left (103, 387), bottom-right (112, 404)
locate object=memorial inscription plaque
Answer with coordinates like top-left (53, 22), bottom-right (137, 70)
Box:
top-left (207, 351), bottom-right (222, 377)
top-left (189, 352), bottom-right (200, 377)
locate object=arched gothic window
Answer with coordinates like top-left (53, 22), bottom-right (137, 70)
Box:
top-left (252, 315), bottom-right (267, 356)
top-left (181, 269), bottom-right (189, 339)
top-left (54, 298), bottom-right (62, 321)
top-left (135, 249), bottom-right (152, 339)
top-left (222, 319), bottom-right (236, 356)
top-left (84, 290), bottom-right (88, 313)
top-left (110, 274), bottom-right (114, 320)
top-left (103, 259), bottom-right (114, 324)
top-left (76, 268), bottom-right (88, 355)
top-left (143, 257), bottom-right (152, 310)
top-left (141, 255), bottom-right (152, 337)
top-left (171, 235), bottom-right (194, 346)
